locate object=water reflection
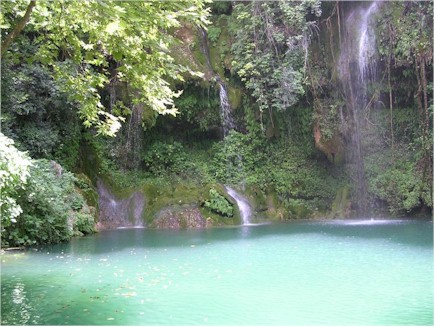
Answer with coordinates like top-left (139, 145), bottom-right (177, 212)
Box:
top-left (2, 280), bottom-right (37, 325)
top-left (239, 225), bottom-right (251, 238)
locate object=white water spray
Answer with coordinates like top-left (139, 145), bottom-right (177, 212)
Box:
top-left (219, 82), bottom-right (235, 137)
top-left (225, 186), bottom-right (252, 225)
top-left (358, 2), bottom-right (378, 83)
top-left (97, 180), bottom-right (145, 229)
top-left (338, 2), bottom-right (379, 215)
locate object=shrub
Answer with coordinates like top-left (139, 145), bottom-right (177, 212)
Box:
top-left (366, 149), bottom-right (431, 216)
top-left (204, 188), bottom-right (233, 217)
top-left (2, 159), bottom-right (95, 247)
top-left (143, 141), bottom-right (188, 175)
top-left (0, 133), bottom-right (32, 230)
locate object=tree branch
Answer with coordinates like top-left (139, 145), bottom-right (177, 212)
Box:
top-left (1, 0), bottom-right (36, 56)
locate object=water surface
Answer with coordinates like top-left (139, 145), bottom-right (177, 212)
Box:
top-left (1, 220), bottom-right (433, 325)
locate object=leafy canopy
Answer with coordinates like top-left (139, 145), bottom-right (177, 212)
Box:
top-left (1, 0), bottom-right (210, 135)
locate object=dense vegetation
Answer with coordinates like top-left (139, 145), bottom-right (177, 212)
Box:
top-left (1, 0), bottom-right (432, 247)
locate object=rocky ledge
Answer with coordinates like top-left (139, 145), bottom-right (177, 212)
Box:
top-left (150, 205), bottom-right (212, 229)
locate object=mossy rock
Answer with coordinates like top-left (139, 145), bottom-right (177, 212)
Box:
top-left (142, 182), bottom-right (238, 226)
top-left (243, 185), bottom-right (289, 222)
top-left (314, 124), bottom-right (345, 164)
top-left (330, 184), bottom-right (351, 218)
top-left (74, 173), bottom-right (99, 209)
top-left (150, 205), bottom-right (211, 229)
top-left (228, 86), bottom-right (242, 110)
top-left (170, 23), bottom-right (213, 81)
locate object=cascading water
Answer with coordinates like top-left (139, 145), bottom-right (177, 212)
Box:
top-left (97, 179), bottom-right (145, 229)
top-left (218, 80), bottom-right (235, 137)
top-left (198, 27), bottom-right (235, 137)
top-left (358, 3), bottom-right (378, 85)
top-left (199, 28), bottom-right (250, 223)
top-left (123, 104), bottom-right (143, 170)
top-left (225, 186), bottom-right (252, 225)
top-left (338, 2), bottom-right (379, 216)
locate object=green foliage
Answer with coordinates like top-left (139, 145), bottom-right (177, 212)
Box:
top-left (209, 1), bottom-right (232, 15)
top-left (210, 129), bottom-right (340, 213)
top-left (143, 141), bottom-right (188, 175)
top-left (204, 188), bottom-right (233, 217)
top-left (365, 148), bottom-right (431, 216)
top-left (1, 0), bottom-right (210, 135)
top-left (230, 1), bottom-right (321, 130)
top-left (0, 133), bottom-right (32, 230)
top-left (1, 55), bottom-right (81, 170)
top-left (174, 83), bottom-right (221, 132)
top-left (73, 212), bottom-right (96, 236)
top-left (376, 2), bottom-right (433, 67)
top-left (207, 26), bottom-right (221, 44)
top-left (264, 142), bottom-right (342, 212)
top-left (2, 159), bottom-right (95, 247)
top-left (211, 130), bottom-right (266, 185)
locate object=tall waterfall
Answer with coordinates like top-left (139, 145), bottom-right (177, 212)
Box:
top-left (338, 2), bottom-right (379, 215)
top-left (225, 186), bottom-right (252, 225)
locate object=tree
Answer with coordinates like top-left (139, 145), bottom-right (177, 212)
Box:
top-left (1, 0), bottom-right (210, 135)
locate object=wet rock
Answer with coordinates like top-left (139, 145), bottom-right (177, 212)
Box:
top-left (151, 205), bottom-right (210, 229)
top-left (97, 180), bottom-right (145, 230)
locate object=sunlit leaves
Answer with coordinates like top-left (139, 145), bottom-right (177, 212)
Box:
top-left (0, 133), bottom-right (32, 228)
top-left (2, 0), bottom-right (210, 136)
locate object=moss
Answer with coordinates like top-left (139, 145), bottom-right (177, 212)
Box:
top-left (170, 23), bottom-right (213, 82)
top-left (330, 184), bottom-right (351, 218)
top-left (314, 125), bottom-right (345, 165)
top-left (286, 201), bottom-right (313, 219)
top-left (228, 86), bottom-right (242, 110)
top-left (209, 15), bottom-right (232, 79)
top-left (141, 182), bottom-right (239, 226)
top-left (75, 173), bottom-right (99, 209)
top-left (76, 140), bottom-right (102, 184)
top-left (243, 185), bottom-right (289, 222)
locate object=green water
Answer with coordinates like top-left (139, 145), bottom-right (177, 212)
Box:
top-left (1, 220), bottom-right (433, 325)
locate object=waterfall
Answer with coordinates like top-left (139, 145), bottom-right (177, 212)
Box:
top-left (218, 81), bottom-right (235, 137)
top-left (198, 27), bottom-right (235, 137)
top-left (338, 2), bottom-right (379, 216)
top-left (225, 186), bottom-right (252, 225)
top-left (97, 180), bottom-right (145, 229)
top-left (123, 104), bottom-right (143, 170)
top-left (358, 3), bottom-right (378, 85)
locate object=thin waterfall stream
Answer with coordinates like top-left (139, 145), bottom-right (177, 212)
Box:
top-left (198, 27), bottom-right (235, 138)
top-left (225, 186), bottom-right (252, 225)
top-left (198, 28), bottom-right (252, 224)
top-left (218, 79), bottom-right (235, 137)
top-left (97, 180), bottom-right (145, 229)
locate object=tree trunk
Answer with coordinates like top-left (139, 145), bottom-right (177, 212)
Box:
top-left (1, 0), bottom-right (36, 56)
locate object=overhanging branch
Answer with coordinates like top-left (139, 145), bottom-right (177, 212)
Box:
top-left (1, 0), bottom-right (36, 56)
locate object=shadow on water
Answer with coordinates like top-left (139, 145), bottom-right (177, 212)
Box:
top-left (30, 219), bottom-right (433, 255)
